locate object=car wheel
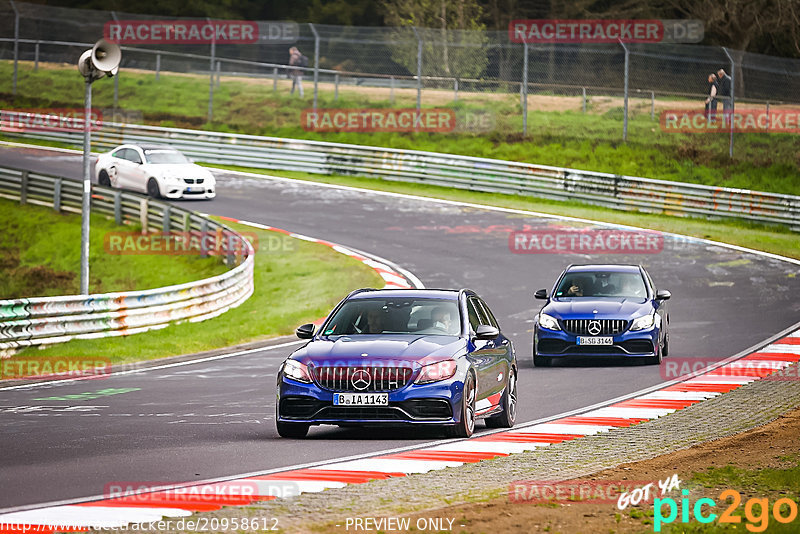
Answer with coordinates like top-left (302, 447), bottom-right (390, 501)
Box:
top-left (98, 170), bottom-right (111, 187)
top-left (485, 368), bottom-right (516, 428)
top-left (448, 373), bottom-right (476, 438)
top-left (276, 420), bottom-right (310, 438)
top-left (662, 333), bottom-right (670, 357)
top-left (146, 178), bottom-right (161, 198)
top-left (532, 337), bottom-right (550, 367)
top-left (533, 352), bottom-right (551, 367)
top-left (646, 344), bottom-right (663, 365)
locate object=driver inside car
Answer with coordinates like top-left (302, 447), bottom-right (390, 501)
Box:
top-left (431, 307), bottom-right (452, 332)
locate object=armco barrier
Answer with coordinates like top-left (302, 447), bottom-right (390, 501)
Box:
top-left (0, 165), bottom-right (254, 351)
top-left (3, 116), bottom-right (798, 230)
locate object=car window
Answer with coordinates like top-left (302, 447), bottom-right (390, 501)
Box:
top-left (126, 149), bottom-right (143, 164)
top-left (466, 297), bottom-right (488, 330)
top-left (643, 269), bottom-right (656, 297)
top-left (555, 272), bottom-right (647, 298)
top-left (111, 148), bottom-right (126, 159)
top-left (476, 299), bottom-right (499, 329)
top-left (322, 298), bottom-right (460, 336)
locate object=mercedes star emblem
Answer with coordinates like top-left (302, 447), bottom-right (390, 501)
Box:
top-left (587, 320), bottom-right (602, 336)
top-left (351, 369), bottom-right (371, 391)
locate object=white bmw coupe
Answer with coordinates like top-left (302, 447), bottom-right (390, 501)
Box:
top-left (95, 144), bottom-right (216, 200)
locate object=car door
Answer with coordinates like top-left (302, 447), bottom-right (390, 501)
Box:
top-left (123, 148), bottom-right (149, 193)
top-left (465, 296), bottom-right (505, 403)
top-left (476, 298), bottom-right (513, 401)
top-left (643, 269), bottom-right (668, 344)
top-left (106, 148), bottom-right (129, 189)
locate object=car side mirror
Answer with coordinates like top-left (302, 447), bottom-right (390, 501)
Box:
top-left (534, 289), bottom-right (548, 300)
top-left (656, 289), bottom-right (671, 301)
top-left (295, 323), bottom-right (315, 339)
top-left (474, 324), bottom-right (499, 340)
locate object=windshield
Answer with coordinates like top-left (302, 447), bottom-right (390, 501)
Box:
top-left (322, 298), bottom-right (461, 336)
top-left (555, 271), bottom-right (647, 299)
top-left (144, 150), bottom-right (190, 164)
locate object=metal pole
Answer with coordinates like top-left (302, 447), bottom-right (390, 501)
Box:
top-left (155, 53), bottom-right (160, 80)
top-left (309, 23), bottom-right (320, 111)
top-left (334, 73), bottom-right (339, 101)
top-left (522, 41), bottom-right (528, 136)
top-left (412, 26), bottom-right (422, 114)
top-left (111, 11), bottom-right (120, 113)
top-left (651, 91), bottom-right (655, 120)
top-left (80, 78), bottom-right (92, 295)
top-left (273, 66), bottom-right (278, 91)
top-left (34, 41), bottom-right (39, 72)
top-left (766, 102), bottom-right (770, 131)
top-left (722, 47), bottom-right (735, 158)
top-left (390, 76), bottom-right (395, 103)
top-left (11, 1), bottom-right (19, 95)
top-left (208, 31), bottom-right (216, 123)
top-left (620, 40), bottom-right (629, 143)
top-left (216, 61), bottom-right (221, 88)
top-left (582, 87), bottom-right (586, 114)
top-left (113, 71), bottom-right (119, 112)
top-left (454, 78), bottom-right (458, 102)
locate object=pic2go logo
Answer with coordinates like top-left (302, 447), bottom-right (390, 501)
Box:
top-left (654, 489), bottom-right (799, 532)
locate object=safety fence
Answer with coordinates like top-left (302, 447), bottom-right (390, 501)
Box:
top-left (0, 165), bottom-right (255, 351)
top-left (4, 119), bottom-right (797, 231)
top-left (3, 0), bottom-right (800, 153)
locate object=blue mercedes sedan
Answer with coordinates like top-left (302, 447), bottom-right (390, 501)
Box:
top-left (276, 288), bottom-right (517, 438)
top-left (533, 264), bottom-right (671, 366)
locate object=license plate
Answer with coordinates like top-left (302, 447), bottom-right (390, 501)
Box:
top-left (187, 186), bottom-right (204, 193)
top-left (577, 336), bottom-right (613, 345)
top-left (333, 393), bottom-right (388, 406)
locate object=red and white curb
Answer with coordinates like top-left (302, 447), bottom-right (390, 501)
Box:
top-left (216, 216), bottom-right (418, 291)
top-left (2, 330), bottom-right (797, 531)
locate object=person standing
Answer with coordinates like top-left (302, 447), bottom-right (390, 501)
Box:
top-left (705, 73), bottom-right (718, 125)
top-left (288, 46), bottom-right (306, 97)
top-left (716, 68), bottom-right (733, 125)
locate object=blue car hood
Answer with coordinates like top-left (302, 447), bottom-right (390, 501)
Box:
top-left (544, 298), bottom-right (651, 320)
top-left (292, 334), bottom-right (466, 367)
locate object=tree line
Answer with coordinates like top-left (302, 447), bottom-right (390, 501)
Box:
top-left (29, 0), bottom-right (800, 59)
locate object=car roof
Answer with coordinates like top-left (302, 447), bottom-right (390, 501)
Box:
top-left (139, 144), bottom-right (179, 151)
top-left (116, 144), bottom-right (178, 152)
top-left (348, 288), bottom-right (460, 300)
top-left (566, 264), bottom-right (642, 273)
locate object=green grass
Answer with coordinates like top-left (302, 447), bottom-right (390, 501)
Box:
top-left (0, 197), bottom-right (227, 298)
top-left (3, 60), bottom-right (800, 195)
top-left (8, 218), bottom-right (383, 366)
top-left (211, 166), bottom-right (800, 260)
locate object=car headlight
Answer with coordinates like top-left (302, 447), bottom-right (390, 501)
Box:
top-left (282, 359), bottom-right (311, 383)
top-left (415, 359), bottom-right (457, 384)
top-left (630, 313), bottom-right (655, 331)
top-left (538, 312), bottom-right (561, 331)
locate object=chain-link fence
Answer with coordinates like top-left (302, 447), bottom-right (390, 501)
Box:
top-left (2, 0), bottom-right (800, 153)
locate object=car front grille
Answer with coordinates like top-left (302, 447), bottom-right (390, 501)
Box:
top-left (562, 319), bottom-right (628, 336)
top-left (311, 366), bottom-right (414, 392)
top-left (183, 178), bottom-right (205, 184)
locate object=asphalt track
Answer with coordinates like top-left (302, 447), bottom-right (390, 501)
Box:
top-left (1, 144), bottom-right (799, 511)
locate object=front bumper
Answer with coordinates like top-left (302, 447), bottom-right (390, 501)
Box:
top-left (277, 376), bottom-right (464, 426)
top-left (535, 325), bottom-right (659, 359)
top-left (162, 181), bottom-right (216, 199)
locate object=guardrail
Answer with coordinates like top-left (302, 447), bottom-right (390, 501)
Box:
top-left (3, 118), bottom-right (800, 230)
top-left (0, 165), bottom-right (254, 351)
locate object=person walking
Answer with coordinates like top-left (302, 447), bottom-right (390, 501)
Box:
top-left (704, 73), bottom-right (718, 125)
top-left (716, 68), bottom-right (733, 125)
top-left (288, 46), bottom-right (306, 97)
